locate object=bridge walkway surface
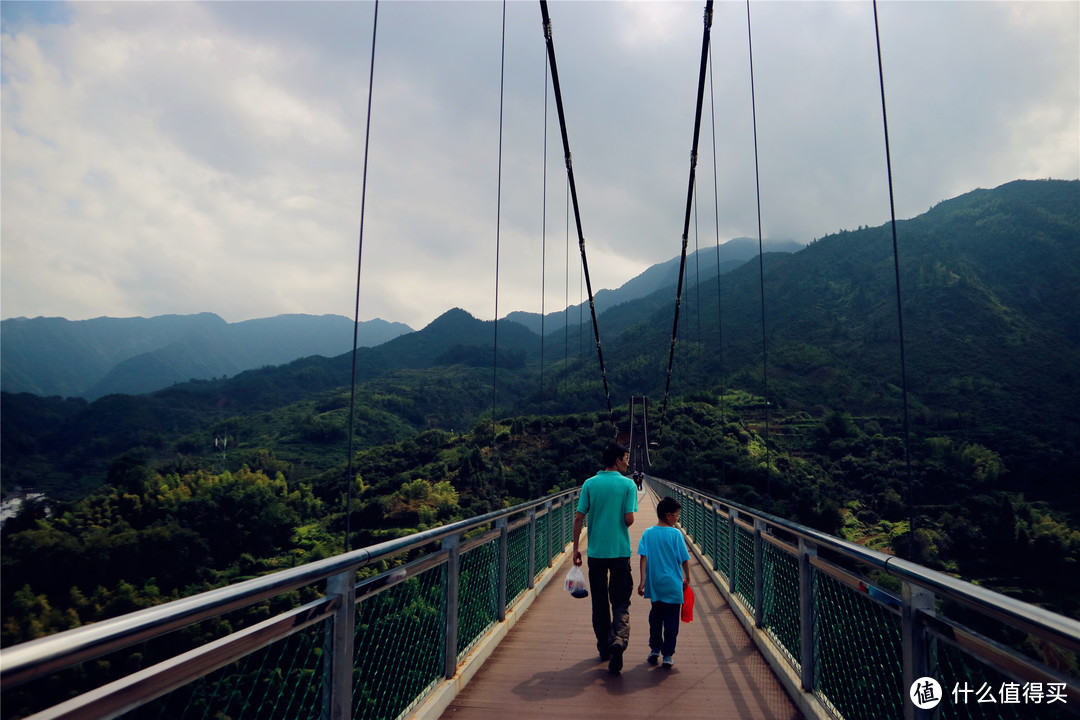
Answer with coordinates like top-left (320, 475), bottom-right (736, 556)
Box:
top-left (438, 488), bottom-right (804, 720)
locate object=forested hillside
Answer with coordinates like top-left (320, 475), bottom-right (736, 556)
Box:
top-left (2, 180), bottom-right (1078, 660)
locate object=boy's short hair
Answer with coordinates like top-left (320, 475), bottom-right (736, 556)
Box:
top-left (656, 496), bottom-right (682, 520)
top-left (602, 442), bottom-right (629, 468)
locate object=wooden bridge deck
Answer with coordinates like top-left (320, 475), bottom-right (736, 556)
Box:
top-left (438, 489), bottom-right (805, 720)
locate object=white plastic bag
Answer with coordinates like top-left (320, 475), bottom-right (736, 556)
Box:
top-left (564, 564), bottom-right (588, 598)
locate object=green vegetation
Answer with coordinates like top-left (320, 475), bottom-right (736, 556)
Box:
top-left (2, 179), bottom-right (1078, 659)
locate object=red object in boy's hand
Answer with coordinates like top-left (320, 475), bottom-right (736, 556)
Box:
top-left (681, 584), bottom-right (695, 622)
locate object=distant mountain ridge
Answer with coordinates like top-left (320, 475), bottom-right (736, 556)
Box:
top-left (1, 313), bottom-right (413, 400)
top-left (1, 237), bottom-right (799, 401)
top-left (505, 237), bottom-right (803, 334)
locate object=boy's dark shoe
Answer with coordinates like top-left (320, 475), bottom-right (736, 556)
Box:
top-left (647, 649), bottom-right (661, 665)
top-left (608, 645), bottom-right (624, 674)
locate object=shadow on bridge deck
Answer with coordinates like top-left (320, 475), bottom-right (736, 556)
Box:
top-left (438, 489), bottom-right (804, 720)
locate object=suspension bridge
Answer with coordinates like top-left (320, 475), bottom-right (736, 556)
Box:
top-left (1, 2), bottom-right (1077, 719)
top-left (2, 476), bottom-right (1077, 719)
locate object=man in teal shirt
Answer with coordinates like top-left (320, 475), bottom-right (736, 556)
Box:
top-left (572, 442), bottom-right (638, 674)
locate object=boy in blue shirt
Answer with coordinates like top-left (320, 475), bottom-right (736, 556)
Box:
top-left (636, 496), bottom-right (690, 669)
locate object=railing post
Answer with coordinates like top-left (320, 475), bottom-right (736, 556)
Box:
top-left (728, 508), bottom-right (738, 593)
top-left (496, 517), bottom-right (508, 621)
top-left (527, 508), bottom-right (537, 589)
top-left (711, 503), bottom-right (720, 573)
top-left (322, 569), bottom-right (356, 720)
top-left (798, 538), bottom-right (818, 693)
top-left (545, 500), bottom-right (554, 567)
top-left (902, 581), bottom-right (936, 720)
top-left (753, 518), bottom-right (765, 628)
top-left (442, 534), bottom-right (461, 679)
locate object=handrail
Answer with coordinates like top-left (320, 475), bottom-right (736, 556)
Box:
top-left (650, 475), bottom-right (1080, 720)
top-left (0, 488), bottom-right (579, 692)
top-left (658, 477), bottom-right (1079, 650)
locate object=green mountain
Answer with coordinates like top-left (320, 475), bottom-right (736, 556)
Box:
top-left (3, 180), bottom-right (1079, 647)
top-left (2, 179), bottom-right (1077, 493)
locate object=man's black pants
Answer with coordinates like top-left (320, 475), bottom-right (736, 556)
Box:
top-left (587, 556), bottom-right (632, 654)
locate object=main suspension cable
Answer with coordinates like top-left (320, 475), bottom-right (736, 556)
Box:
top-left (539, 0), bottom-right (615, 433)
top-left (659, 0), bottom-right (715, 438)
top-left (345, 0), bottom-right (380, 553)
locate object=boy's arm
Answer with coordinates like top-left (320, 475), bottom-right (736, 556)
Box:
top-left (637, 555), bottom-right (647, 596)
top-left (682, 559), bottom-right (690, 586)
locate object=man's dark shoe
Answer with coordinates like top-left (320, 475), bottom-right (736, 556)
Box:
top-left (599, 649), bottom-right (611, 662)
top-left (607, 645), bottom-right (624, 674)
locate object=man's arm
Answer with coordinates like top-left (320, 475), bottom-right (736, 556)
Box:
top-left (624, 512), bottom-right (635, 527)
top-left (572, 511), bottom-right (585, 566)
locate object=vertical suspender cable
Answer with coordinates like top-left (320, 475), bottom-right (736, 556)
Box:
top-left (708, 39), bottom-right (727, 485)
top-left (537, 42), bottom-right (549, 498)
top-left (659, 0), bottom-right (715, 438)
top-left (540, 0), bottom-right (616, 433)
top-left (345, 0), bottom-right (380, 553)
top-left (694, 181), bottom-right (702, 376)
top-left (564, 180), bottom-right (569, 370)
top-left (492, 0), bottom-right (507, 456)
top-left (745, 0), bottom-right (771, 494)
top-left (642, 396), bottom-right (652, 468)
top-left (540, 45), bottom-right (549, 416)
top-left (873, 1), bottom-right (915, 555)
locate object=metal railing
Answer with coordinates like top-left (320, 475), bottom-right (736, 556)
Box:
top-left (0, 489), bottom-right (579, 720)
top-left (650, 476), bottom-right (1080, 720)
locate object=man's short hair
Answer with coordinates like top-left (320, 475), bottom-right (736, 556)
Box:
top-left (602, 442), bottom-right (629, 468)
top-left (657, 496), bottom-right (682, 520)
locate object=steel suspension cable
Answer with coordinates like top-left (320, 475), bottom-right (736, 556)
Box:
top-left (659, 0), bottom-right (715, 438)
top-left (539, 0), bottom-right (615, 433)
top-left (707, 38), bottom-right (727, 484)
top-left (540, 44), bottom-right (549, 416)
top-left (873, 1), bottom-right (915, 555)
top-left (746, 0), bottom-right (771, 493)
top-left (491, 0), bottom-right (507, 454)
top-left (537, 41), bottom-right (549, 498)
top-left (345, 0), bottom-right (380, 553)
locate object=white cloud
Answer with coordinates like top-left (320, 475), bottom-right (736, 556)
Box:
top-left (2, 1), bottom-right (1077, 330)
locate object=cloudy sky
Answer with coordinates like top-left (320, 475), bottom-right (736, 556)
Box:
top-left (2, 1), bottom-right (1077, 331)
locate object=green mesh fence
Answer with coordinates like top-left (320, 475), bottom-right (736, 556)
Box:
top-left (701, 505), bottom-right (717, 565)
top-left (534, 511), bottom-right (551, 574)
top-left (506, 522), bottom-right (532, 606)
top-left (457, 540), bottom-right (499, 658)
top-left (931, 634), bottom-right (1074, 720)
top-left (353, 565), bottom-right (445, 720)
top-left (813, 569), bottom-right (904, 720)
top-left (732, 523), bottom-right (756, 612)
top-left (562, 500), bottom-right (573, 548)
top-left (120, 620), bottom-right (326, 720)
top-left (762, 539), bottom-right (801, 669)
top-left (715, 512), bottom-right (731, 581)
